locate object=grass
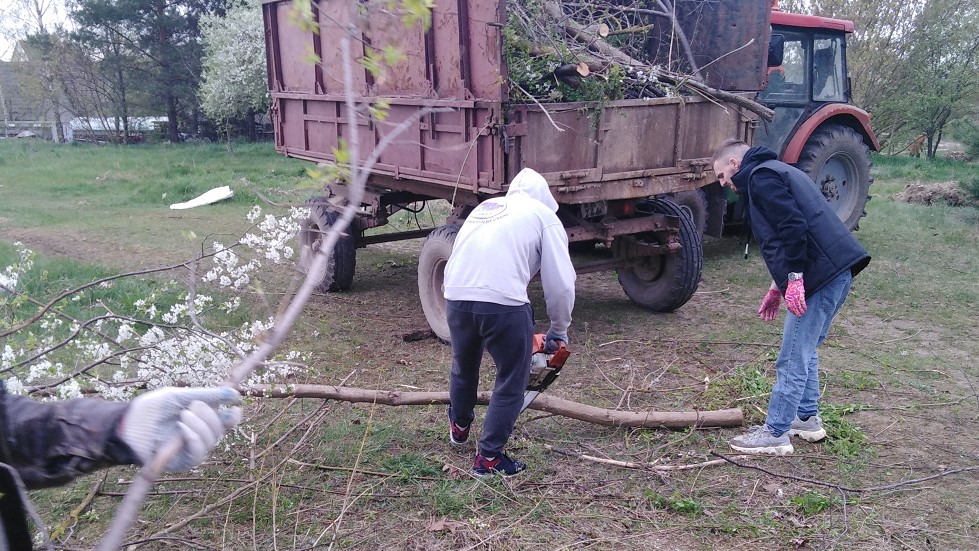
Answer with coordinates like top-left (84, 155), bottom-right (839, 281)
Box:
top-left (871, 152), bottom-right (977, 183)
top-left (0, 139), bottom-right (316, 268)
top-left (3, 143), bottom-right (979, 549)
top-left (790, 490), bottom-right (838, 515)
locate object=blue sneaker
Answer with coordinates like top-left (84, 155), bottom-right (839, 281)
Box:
top-left (472, 452), bottom-right (526, 477)
top-left (448, 409), bottom-right (471, 445)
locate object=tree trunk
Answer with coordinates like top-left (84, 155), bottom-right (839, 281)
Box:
top-left (166, 93), bottom-right (180, 142)
top-left (112, 43), bottom-right (130, 144)
top-left (246, 108), bottom-right (258, 142)
top-left (243, 384), bottom-right (744, 429)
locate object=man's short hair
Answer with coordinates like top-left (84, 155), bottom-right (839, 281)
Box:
top-left (711, 139), bottom-right (750, 165)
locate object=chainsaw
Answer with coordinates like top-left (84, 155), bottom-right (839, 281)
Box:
top-left (520, 334), bottom-right (571, 413)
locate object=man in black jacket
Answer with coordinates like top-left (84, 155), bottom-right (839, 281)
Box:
top-left (712, 139), bottom-right (870, 455)
top-left (0, 384), bottom-right (240, 549)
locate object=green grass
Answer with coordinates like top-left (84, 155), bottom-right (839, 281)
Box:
top-left (644, 490), bottom-right (705, 516)
top-left (790, 490), bottom-right (838, 515)
top-left (871, 152), bottom-right (977, 183)
top-left (0, 140), bottom-right (315, 267)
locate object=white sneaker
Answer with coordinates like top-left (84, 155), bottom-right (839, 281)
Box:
top-left (729, 425), bottom-right (793, 455)
top-left (788, 415), bottom-right (827, 442)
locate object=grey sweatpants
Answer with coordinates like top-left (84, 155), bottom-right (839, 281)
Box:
top-left (447, 300), bottom-right (534, 456)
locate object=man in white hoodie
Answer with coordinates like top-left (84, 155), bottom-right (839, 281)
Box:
top-left (443, 168), bottom-right (576, 477)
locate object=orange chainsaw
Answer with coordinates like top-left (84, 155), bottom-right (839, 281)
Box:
top-left (520, 334), bottom-right (571, 413)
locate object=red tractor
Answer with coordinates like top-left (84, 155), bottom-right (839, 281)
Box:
top-left (744, 4), bottom-right (880, 231)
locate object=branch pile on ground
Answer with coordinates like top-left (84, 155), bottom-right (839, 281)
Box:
top-left (505, 0), bottom-right (774, 120)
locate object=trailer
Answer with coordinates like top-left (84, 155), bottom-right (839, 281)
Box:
top-left (262, 0), bottom-right (771, 341)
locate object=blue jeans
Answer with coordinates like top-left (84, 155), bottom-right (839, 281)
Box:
top-left (447, 300), bottom-right (534, 456)
top-left (766, 270), bottom-right (853, 437)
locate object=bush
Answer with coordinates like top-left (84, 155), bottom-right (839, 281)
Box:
top-left (952, 119), bottom-right (979, 159)
top-left (961, 177), bottom-right (979, 203)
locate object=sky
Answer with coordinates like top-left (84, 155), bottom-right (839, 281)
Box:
top-left (1, 0), bottom-right (71, 61)
top-left (1, 37), bottom-right (13, 61)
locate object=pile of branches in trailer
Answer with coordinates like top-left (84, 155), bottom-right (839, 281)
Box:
top-left (504, 0), bottom-right (773, 119)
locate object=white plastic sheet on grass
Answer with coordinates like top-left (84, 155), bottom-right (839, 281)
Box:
top-left (169, 186), bottom-right (234, 209)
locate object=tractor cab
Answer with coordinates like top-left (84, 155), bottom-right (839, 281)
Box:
top-left (755, 11), bottom-right (856, 151)
top-left (760, 25), bottom-right (848, 105)
top-left (747, 7), bottom-right (879, 230)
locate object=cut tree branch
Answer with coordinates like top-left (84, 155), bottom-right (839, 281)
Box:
top-left (546, 445), bottom-right (747, 471)
top-left (242, 384), bottom-right (744, 428)
top-left (712, 451), bottom-right (979, 493)
top-left (539, 0), bottom-right (774, 121)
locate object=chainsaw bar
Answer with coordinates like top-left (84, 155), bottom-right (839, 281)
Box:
top-left (520, 334), bottom-right (570, 413)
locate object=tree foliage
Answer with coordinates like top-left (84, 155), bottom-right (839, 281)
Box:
top-left (199, 0), bottom-right (268, 126)
top-left (69, 0), bottom-right (228, 142)
top-left (782, 0), bottom-right (979, 157)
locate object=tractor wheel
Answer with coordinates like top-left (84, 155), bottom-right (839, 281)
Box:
top-left (669, 189), bottom-right (708, 236)
top-left (418, 224), bottom-right (461, 343)
top-left (617, 198), bottom-right (703, 312)
top-left (795, 124), bottom-right (873, 231)
top-left (298, 197), bottom-right (356, 292)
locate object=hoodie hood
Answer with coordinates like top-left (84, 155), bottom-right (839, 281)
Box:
top-left (506, 168), bottom-right (558, 212)
top-left (731, 146), bottom-right (778, 190)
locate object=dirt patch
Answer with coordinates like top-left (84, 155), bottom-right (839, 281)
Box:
top-left (0, 227), bottom-right (145, 269)
top-left (894, 181), bottom-right (975, 206)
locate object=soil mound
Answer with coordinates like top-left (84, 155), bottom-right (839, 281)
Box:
top-left (895, 181), bottom-right (974, 206)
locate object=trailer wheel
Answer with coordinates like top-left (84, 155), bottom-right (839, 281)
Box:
top-left (418, 224), bottom-right (461, 342)
top-left (796, 124), bottom-right (873, 231)
top-left (298, 197), bottom-right (356, 292)
top-left (669, 189), bottom-right (707, 236)
top-left (617, 198), bottom-right (703, 312)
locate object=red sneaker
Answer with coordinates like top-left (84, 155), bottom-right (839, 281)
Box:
top-left (448, 409), bottom-right (471, 445)
top-left (472, 452), bottom-right (526, 477)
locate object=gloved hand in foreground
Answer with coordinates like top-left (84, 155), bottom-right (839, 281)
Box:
top-left (784, 278), bottom-right (808, 317)
top-left (758, 284), bottom-right (782, 321)
top-left (545, 329), bottom-right (568, 353)
top-left (118, 387), bottom-right (242, 472)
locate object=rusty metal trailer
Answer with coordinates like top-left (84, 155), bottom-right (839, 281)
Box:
top-left (262, 0), bottom-right (771, 341)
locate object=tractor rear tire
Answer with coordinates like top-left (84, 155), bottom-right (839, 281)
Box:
top-left (617, 198), bottom-right (703, 312)
top-left (418, 224), bottom-right (461, 343)
top-left (795, 124), bottom-right (873, 231)
top-left (298, 197), bottom-right (356, 292)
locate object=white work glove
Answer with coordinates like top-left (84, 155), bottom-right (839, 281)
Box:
top-left (118, 387), bottom-right (242, 472)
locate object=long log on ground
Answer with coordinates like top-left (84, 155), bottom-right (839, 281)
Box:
top-left (540, 0), bottom-right (774, 121)
top-left (242, 384), bottom-right (743, 428)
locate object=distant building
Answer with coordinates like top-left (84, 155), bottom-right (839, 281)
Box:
top-left (68, 116), bottom-right (167, 143)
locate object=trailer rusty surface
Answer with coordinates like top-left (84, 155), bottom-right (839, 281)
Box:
top-left (263, 0), bottom-right (772, 339)
top-left (263, 0), bottom-right (766, 202)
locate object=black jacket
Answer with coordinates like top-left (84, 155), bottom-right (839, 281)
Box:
top-left (0, 383), bottom-right (138, 549)
top-left (732, 147), bottom-right (870, 295)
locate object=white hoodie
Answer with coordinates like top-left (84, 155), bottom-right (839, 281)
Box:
top-left (443, 168), bottom-right (576, 334)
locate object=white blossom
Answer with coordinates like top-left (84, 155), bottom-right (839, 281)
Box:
top-left (200, 0), bottom-right (269, 121)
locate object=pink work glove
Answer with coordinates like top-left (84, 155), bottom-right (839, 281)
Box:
top-left (784, 278), bottom-right (807, 317)
top-left (758, 286), bottom-right (782, 321)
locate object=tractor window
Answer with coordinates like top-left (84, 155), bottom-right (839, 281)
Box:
top-left (759, 31), bottom-right (808, 105)
top-left (813, 36), bottom-right (846, 102)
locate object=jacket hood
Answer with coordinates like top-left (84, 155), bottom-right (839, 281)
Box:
top-left (506, 168), bottom-right (558, 212)
top-left (732, 146), bottom-right (778, 190)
